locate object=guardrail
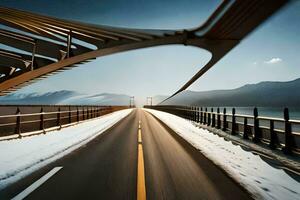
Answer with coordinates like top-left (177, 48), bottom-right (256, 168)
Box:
top-left (144, 105), bottom-right (300, 155)
top-left (0, 105), bottom-right (129, 138)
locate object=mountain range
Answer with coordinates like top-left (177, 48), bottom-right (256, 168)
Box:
top-left (0, 78), bottom-right (299, 107)
top-left (0, 90), bottom-right (131, 105)
top-left (156, 78), bottom-right (300, 107)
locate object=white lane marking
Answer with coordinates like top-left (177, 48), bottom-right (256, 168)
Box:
top-left (138, 129), bottom-right (142, 143)
top-left (12, 167), bottom-right (63, 200)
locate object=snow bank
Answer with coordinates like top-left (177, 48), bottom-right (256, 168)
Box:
top-left (144, 109), bottom-right (300, 200)
top-left (0, 109), bottom-right (132, 189)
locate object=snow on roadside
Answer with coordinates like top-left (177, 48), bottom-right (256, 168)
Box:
top-left (0, 109), bottom-right (132, 189)
top-left (144, 108), bottom-right (300, 200)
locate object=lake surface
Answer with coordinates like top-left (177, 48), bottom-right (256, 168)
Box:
top-left (200, 107), bottom-right (300, 133)
top-left (206, 107), bottom-right (300, 120)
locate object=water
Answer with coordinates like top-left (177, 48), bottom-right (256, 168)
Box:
top-left (200, 107), bottom-right (300, 133)
top-left (206, 107), bottom-right (300, 120)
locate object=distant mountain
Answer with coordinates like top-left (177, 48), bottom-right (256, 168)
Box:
top-left (60, 93), bottom-right (131, 105)
top-left (158, 78), bottom-right (300, 107)
top-left (0, 90), bottom-right (131, 105)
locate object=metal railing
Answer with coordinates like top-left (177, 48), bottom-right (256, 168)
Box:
top-left (144, 105), bottom-right (300, 155)
top-left (0, 105), bottom-right (129, 138)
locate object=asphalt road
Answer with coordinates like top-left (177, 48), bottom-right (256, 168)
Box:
top-left (0, 109), bottom-right (252, 200)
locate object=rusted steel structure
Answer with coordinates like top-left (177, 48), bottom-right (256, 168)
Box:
top-left (0, 0), bottom-right (288, 98)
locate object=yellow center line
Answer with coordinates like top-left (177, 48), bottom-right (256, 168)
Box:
top-left (137, 120), bottom-right (146, 200)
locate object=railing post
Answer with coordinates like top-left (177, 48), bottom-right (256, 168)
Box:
top-left (208, 108), bottom-right (211, 126)
top-left (243, 117), bottom-right (249, 139)
top-left (222, 108), bottom-right (227, 131)
top-left (194, 107), bottom-right (196, 122)
top-left (204, 108), bottom-right (207, 124)
top-left (77, 107), bottom-right (79, 122)
top-left (253, 107), bottom-right (260, 143)
top-left (186, 106), bottom-right (189, 120)
top-left (83, 107), bottom-right (85, 120)
top-left (269, 119), bottom-right (277, 149)
top-left (15, 107), bottom-right (21, 137)
top-left (211, 108), bottom-right (215, 127)
top-left (57, 107), bottom-right (61, 127)
top-left (231, 108), bottom-right (236, 135)
top-left (68, 106), bottom-right (72, 123)
top-left (217, 107), bottom-right (221, 129)
top-left (193, 106), bottom-right (197, 122)
top-left (283, 108), bottom-right (293, 154)
top-left (40, 107), bottom-right (44, 132)
top-left (195, 107), bottom-right (197, 122)
top-left (200, 107), bottom-right (203, 124)
top-left (193, 106), bottom-right (196, 122)
top-left (197, 107), bottom-right (200, 123)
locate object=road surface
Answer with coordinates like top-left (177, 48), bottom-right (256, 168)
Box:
top-left (0, 109), bottom-right (252, 200)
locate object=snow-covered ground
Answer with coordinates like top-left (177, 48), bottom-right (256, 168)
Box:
top-left (0, 109), bottom-right (132, 189)
top-left (144, 108), bottom-right (300, 200)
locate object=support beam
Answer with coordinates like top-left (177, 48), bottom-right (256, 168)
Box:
top-left (31, 41), bottom-right (36, 71)
top-left (67, 31), bottom-right (72, 58)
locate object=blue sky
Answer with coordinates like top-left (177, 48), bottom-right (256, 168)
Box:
top-left (1, 0), bottom-right (300, 103)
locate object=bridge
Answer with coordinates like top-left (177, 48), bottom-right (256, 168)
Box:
top-left (1, 1), bottom-right (299, 200)
top-left (0, 0), bottom-right (286, 98)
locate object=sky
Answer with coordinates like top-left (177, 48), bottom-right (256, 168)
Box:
top-left (1, 0), bottom-right (300, 104)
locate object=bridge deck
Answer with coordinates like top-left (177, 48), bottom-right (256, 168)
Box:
top-left (0, 109), bottom-right (251, 199)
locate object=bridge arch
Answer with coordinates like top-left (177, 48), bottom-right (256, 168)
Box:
top-left (0, 0), bottom-right (287, 101)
